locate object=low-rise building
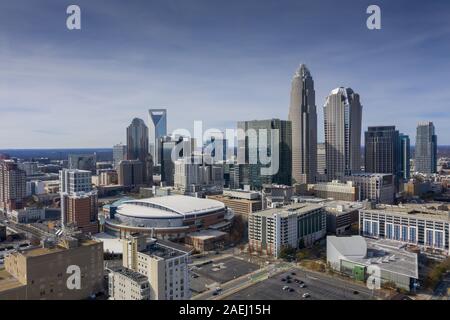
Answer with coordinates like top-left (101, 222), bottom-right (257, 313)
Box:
top-left (327, 236), bottom-right (418, 291)
top-left (248, 203), bottom-right (326, 257)
top-left (311, 180), bottom-right (358, 202)
top-left (107, 266), bottom-right (150, 300)
top-left (359, 203), bottom-right (450, 255)
top-left (185, 229), bottom-right (228, 252)
top-left (324, 201), bottom-right (362, 235)
top-left (344, 173), bottom-right (395, 204)
top-left (9, 207), bottom-right (45, 223)
top-left (207, 189), bottom-right (262, 219)
top-left (262, 184), bottom-right (294, 207)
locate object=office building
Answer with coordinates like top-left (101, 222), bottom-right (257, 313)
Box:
top-left (0, 160), bottom-right (26, 212)
top-left (344, 173), bottom-right (395, 204)
top-left (113, 143), bottom-right (127, 168)
top-left (399, 134), bottom-right (411, 181)
top-left (160, 136), bottom-right (193, 186)
top-left (364, 126), bottom-right (400, 180)
top-left (117, 160), bottom-right (144, 187)
top-left (288, 64), bottom-right (317, 184)
top-left (237, 119), bottom-right (292, 189)
top-left (324, 200), bottom-right (362, 234)
top-left (18, 162), bottom-right (39, 176)
top-left (359, 203), bottom-right (450, 255)
top-left (0, 235), bottom-right (104, 300)
top-left (327, 236), bottom-right (418, 291)
top-left (248, 203), bottom-right (326, 257)
top-left (204, 134), bottom-right (227, 161)
top-left (68, 154), bottom-right (97, 173)
top-left (261, 184), bottom-right (294, 207)
top-left (123, 234), bottom-right (190, 300)
top-left (9, 207), bottom-right (45, 223)
top-left (98, 170), bottom-right (118, 186)
top-left (126, 118), bottom-right (152, 185)
top-left (59, 169), bottom-right (92, 194)
top-left (59, 169), bottom-right (98, 233)
top-left (174, 157), bottom-right (224, 194)
top-left (148, 109), bottom-right (167, 165)
top-left (312, 180), bottom-right (358, 202)
top-left (415, 121), bottom-right (437, 174)
top-left (207, 189), bottom-right (262, 219)
top-left (324, 87), bottom-right (362, 181)
top-left (316, 143), bottom-right (327, 182)
top-left (107, 266), bottom-right (150, 300)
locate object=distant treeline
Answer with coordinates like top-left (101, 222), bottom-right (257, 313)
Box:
top-left (0, 148), bottom-right (113, 161)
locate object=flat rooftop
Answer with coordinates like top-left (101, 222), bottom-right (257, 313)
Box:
top-left (328, 236), bottom-right (418, 279)
top-left (141, 239), bottom-right (191, 260)
top-left (15, 238), bottom-right (99, 258)
top-left (110, 266), bottom-right (148, 283)
top-left (254, 203), bottom-right (323, 218)
top-left (361, 203), bottom-right (450, 221)
top-left (186, 229), bottom-right (227, 240)
top-left (324, 200), bottom-right (363, 215)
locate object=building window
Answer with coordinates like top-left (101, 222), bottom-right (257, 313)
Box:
top-left (393, 225), bottom-right (400, 241)
top-left (434, 231), bottom-right (444, 249)
top-left (386, 223), bottom-right (393, 240)
top-left (409, 227), bottom-right (417, 243)
top-left (425, 229), bottom-right (433, 246)
top-left (401, 225), bottom-right (408, 242)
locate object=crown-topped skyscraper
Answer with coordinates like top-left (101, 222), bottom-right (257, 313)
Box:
top-left (288, 64), bottom-right (317, 184)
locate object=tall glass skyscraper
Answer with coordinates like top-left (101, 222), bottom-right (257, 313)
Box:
top-left (364, 126), bottom-right (400, 177)
top-left (399, 133), bottom-right (410, 180)
top-left (415, 122), bottom-right (437, 174)
top-left (288, 64), bottom-right (317, 184)
top-left (148, 109), bottom-right (167, 165)
top-left (126, 118), bottom-right (152, 184)
top-left (237, 119), bottom-right (292, 189)
top-left (324, 87), bottom-right (362, 181)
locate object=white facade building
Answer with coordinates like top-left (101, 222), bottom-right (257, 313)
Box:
top-left (123, 234), bottom-right (191, 300)
top-left (359, 204), bottom-right (450, 255)
top-left (248, 203), bottom-right (326, 257)
top-left (344, 173), bottom-right (395, 204)
top-left (108, 267), bottom-right (150, 300)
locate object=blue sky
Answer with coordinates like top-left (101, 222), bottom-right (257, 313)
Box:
top-left (0, 0), bottom-right (449, 148)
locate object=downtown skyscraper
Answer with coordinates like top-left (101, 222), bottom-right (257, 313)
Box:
top-left (415, 121), bottom-right (437, 174)
top-left (364, 126), bottom-right (400, 177)
top-left (324, 87), bottom-right (362, 181)
top-left (148, 109), bottom-right (167, 165)
top-left (237, 119), bottom-right (292, 189)
top-left (399, 133), bottom-right (411, 180)
top-left (126, 118), bottom-right (152, 185)
top-left (288, 64), bottom-right (317, 184)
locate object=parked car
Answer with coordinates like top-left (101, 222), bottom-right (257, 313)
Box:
top-left (302, 293), bottom-right (310, 298)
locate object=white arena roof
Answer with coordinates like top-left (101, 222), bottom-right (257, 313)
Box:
top-left (116, 195), bottom-right (226, 219)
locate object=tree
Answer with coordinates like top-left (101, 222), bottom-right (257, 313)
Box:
top-left (279, 246), bottom-right (296, 260)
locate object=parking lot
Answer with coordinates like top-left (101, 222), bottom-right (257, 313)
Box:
top-left (226, 268), bottom-right (375, 300)
top-left (193, 256), bottom-right (260, 284)
top-left (190, 256), bottom-right (260, 294)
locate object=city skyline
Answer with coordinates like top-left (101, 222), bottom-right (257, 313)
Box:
top-left (1, 0), bottom-right (450, 148)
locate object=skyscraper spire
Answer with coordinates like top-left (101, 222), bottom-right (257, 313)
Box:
top-left (288, 64), bottom-right (317, 184)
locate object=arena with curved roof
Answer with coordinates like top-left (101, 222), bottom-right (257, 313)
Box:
top-left (104, 195), bottom-right (234, 239)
